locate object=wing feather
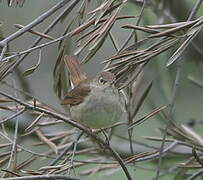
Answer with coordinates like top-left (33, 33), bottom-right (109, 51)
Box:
top-left (61, 83), bottom-right (90, 105)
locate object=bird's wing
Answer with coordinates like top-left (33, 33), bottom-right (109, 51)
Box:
top-left (61, 83), bottom-right (91, 105)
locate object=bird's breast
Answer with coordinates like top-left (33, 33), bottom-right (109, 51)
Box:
top-left (70, 88), bottom-right (125, 128)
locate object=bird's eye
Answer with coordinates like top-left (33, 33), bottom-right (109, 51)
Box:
top-left (99, 77), bottom-right (106, 84)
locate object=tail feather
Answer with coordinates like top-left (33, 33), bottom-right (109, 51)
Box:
top-left (64, 55), bottom-right (87, 88)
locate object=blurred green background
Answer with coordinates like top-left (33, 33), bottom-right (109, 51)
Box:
top-left (0, 0), bottom-right (203, 179)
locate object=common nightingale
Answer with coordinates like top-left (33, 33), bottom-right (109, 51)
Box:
top-left (61, 55), bottom-right (125, 129)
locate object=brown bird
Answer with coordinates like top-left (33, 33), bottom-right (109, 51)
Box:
top-left (61, 55), bottom-right (126, 129)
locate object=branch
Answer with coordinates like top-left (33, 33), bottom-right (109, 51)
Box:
top-left (1, 32), bottom-right (72, 62)
top-left (0, 90), bottom-right (132, 180)
top-left (0, 0), bottom-right (80, 80)
top-left (0, 0), bottom-right (70, 49)
top-left (3, 175), bottom-right (84, 180)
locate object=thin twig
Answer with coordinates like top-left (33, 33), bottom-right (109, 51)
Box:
top-left (0, 0), bottom-right (70, 47)
top-left (149, 166), bottom-right (178, 180)
top-left (14, 24), bottom-right (54, 40)
top-left (167, 60), bottom-right (181, 120)
top-left (0, 131), bottom-right (55, 159)
top-left (134, 141), bottom-right (178, 162)
top-left (154, 127), bottom-right (168, 180)
top-left (0, 0), bottom-right (80, 80)
top-left (0, 107), bottom-right (26, 124)
top-left (109, 31), bottom-right (120, 51)
top-left (0, 44), bottom-right (7, 61)
top-left (49, 131), bottom-right (83, 166)
top-left (187, 0), bottom-right (203, 21)
top-left (35, 130), bottom-right (58, 155)
top-left (1, 32), bottom-right (72, 62)
top-left (118, 0), bottom-right (146, 53)
top-left (3, 77), bottom-right (21, 178)
top-left (24, 112), bottom-right (44, 132)
top-left (6, 116), bottom-right (19, 173)
top-left (3, 175), bottom-right (84, 180)
top-left (186, 169), bottom-right (203, 180)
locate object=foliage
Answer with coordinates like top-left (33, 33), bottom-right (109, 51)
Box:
top-left (0, 0), bottom-right (203, 180)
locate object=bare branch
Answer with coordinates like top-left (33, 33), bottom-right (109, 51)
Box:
top-left (0, 0), bottom-right (70, 48)
top-left (3, 175), bottom-right (84, 180)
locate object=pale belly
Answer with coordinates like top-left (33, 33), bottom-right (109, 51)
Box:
top-left (70, 89), bottom-right (125, 129)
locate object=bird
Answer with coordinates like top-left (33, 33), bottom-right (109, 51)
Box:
top-left (61, 55), bottom-right (126, 129)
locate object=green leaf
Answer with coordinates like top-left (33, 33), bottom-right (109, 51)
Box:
top-left (22, 65), bottom-right (40, 76)
top-left (23, 50), bottom-right (41, 76)
top-left (166, 24), bottom-right (203, 66)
